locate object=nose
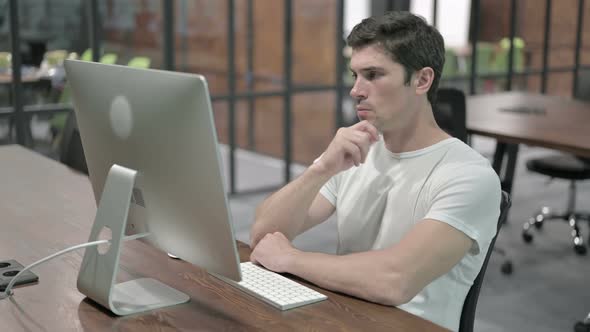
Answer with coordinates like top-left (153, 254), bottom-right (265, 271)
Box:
top-left (350, 78), bottom-right (367, 100)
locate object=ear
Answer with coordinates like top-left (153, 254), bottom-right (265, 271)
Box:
top-left (413, 67), bottom-right (434, 97)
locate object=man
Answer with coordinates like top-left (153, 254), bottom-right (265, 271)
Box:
top-left (249, 11), bottom-right (500, 331)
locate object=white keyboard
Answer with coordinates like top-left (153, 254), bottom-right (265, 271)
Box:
top-left (217, 262), bottom-right (327, 310)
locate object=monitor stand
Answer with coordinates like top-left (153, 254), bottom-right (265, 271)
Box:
top-left (77, 164), bottom-right (189, 316)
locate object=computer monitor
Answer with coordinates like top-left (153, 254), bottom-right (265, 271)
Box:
top-left (64, 60), bottom-right (242, 314)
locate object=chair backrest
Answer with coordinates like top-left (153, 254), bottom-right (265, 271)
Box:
top-left (459, 191), bottom-right (511, 332)
top-left (434, 88), bottom-right (468, 143)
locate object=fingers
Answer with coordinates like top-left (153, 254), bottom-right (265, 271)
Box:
top-left (352, 120), bottom-right (379, 142)
top-left (321, 121), bottom-right (377, 173)
top-left (342, 140), bottom-right (362, 166)
top-left (339, 130), bottom-right (372, 165)
top-left (250, 233), bottom-right (270, 265)
top-left (330, 132), bottom-right (369, 167)
top-left (351, 131), bottom-right (372, 163)
top-left (249, 232), bottom-right (291, 268)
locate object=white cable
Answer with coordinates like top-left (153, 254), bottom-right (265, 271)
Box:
top-left (1, 232), bottom-right (149, 299)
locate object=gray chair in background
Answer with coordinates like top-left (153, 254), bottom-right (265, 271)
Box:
top-left (522, 69), bottom-right (590, 255)
top-left (522, 156), bottom-right (590, 254)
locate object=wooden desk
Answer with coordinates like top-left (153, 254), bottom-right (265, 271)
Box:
top-left (467, 92), bottom-right (590, 193)
top-left (0, 145), bottom-right (447, 331)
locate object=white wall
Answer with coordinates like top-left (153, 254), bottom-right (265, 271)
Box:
top-left (344, 0), bottom-right (370, 36)
top-left (344, 0), bottom-right (471, 48)
top-left (410, 0), bottom-right (471, 48)
top-left (410, 0), bottom-right (435, 24)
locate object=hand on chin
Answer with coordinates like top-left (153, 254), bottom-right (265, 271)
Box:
top-left (357, 115), bottom-right (379, 131)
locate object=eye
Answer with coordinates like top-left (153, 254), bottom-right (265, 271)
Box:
top-left (366, 70), bottom-right (378, 80)
top-left (351, 72), bottom-right (358, 80)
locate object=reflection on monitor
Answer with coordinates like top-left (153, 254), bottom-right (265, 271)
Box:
top-left (64, 60), bottom-right (241, 315)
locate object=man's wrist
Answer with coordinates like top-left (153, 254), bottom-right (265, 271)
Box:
top-left (308, 161), bottom-right (336, 180)
top-left (283, 248), bottom-right (304, 274)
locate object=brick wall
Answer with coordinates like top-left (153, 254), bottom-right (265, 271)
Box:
top-left (480, 0), bottom-right (590, 96)
top-left (102, 0), bottom-right (338, 165)
top-left (100, 1), bottom-right (590, 164)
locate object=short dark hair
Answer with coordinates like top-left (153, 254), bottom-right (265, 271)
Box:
top-left (347, 11), bottom-right (445, 106)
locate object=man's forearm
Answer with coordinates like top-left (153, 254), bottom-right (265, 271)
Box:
top-left (251, 163), bottom-right (332, 247)
top-left (284, 249), bottom-right (410, 306)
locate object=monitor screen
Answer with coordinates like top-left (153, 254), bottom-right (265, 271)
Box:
top-left (64, 60), bottom-right (241, 281)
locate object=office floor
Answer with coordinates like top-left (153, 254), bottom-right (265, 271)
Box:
top-left (2, 121), bottom-right (588, 332)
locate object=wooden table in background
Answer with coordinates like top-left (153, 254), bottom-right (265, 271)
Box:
top-left (467, 91), bottom-right (590, 194)
top-left (0, 145), bottom-right (447, 331)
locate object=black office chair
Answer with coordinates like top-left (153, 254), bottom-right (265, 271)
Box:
top-left (522, 156), bottom-right (590, 254)
top-left (435, 88), bottom-right (514, 274)
top-left (459, 190), bottom-right (511, 332)
top-left (433, 88), bottom-right (468, 143)
top-left (522, 70), bottom-right (590, 255)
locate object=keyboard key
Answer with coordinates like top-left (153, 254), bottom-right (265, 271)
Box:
top-left (213, 262), bottom-right (327, 310)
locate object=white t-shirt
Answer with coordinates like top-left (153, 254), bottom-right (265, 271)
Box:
top-left (319, 137), bottom-right (501, 332)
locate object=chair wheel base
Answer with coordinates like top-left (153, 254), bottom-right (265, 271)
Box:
top-left (500, 261), bottom-right (513, 275)
top-left (574, 244), bottom-right (587, 255)
top-left (522, 232), bottom-right (533, 243)
top-left (574, 321), bottom-right (590, 332)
